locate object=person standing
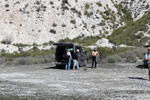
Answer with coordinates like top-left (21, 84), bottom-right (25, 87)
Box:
top-left (91, 48), bottom-right (99, 68)
top-left (65, 48), bottom-right (72, 70)
top-left (145, 47), bottom-right (150, 80)
top-left (73, 49), bottom-right (80, 70)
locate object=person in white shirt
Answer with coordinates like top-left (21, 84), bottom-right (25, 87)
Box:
top-left (65, 48), bottom-right (72, 70)
top-left (145, 47), bottom-right (150, 80)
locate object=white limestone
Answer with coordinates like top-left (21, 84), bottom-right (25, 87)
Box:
top-left (0, 0), bottom-right (149, 53)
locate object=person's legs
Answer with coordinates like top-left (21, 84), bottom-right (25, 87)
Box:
top-left (73, 59), bottom-right (76, 70)
top-left (76, 60), bottom-right (79, 69)
top-left (65, 63), bottom-right (68, 70)
top-left (68, 58), bottom-right (71, 70)
top-left (95, 61), bottom-right (97, 68)
top-left (65, 59), bottom-right (69, 70)
top-left (92, 56), bottom-right (95, 67)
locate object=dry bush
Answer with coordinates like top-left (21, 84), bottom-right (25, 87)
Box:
top-left (107, 55), bottom-right (121, 63)
top-left (118, 53), bottom-right (126, 58)
top-left (133, 48), bottom-right (146, 59)
top-left (13, 55), bottom-right (54, 65)
top-left (125, 51), bottom-right (137, 63)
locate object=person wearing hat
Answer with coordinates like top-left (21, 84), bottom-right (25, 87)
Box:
top-left (73, 49), bottom-right (80, 70)
top-left (65, 48), bottom-right (72, 70)
top-left (91, 48), bottom-right (99, 68)
top-left (145, 47), bottom-right (150, 80)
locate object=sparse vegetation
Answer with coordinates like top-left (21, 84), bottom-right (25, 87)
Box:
top-left (114, 4), bottom-right (133, 24)
top-left (108, 13), bottom-right (150, 46)
top-left (50, 1), bottom-right (54, 5)
top-left (107, 55), bottom-right (121, 63)
top-left (59, 36), bottom-right (100, 46)
top-left (0, 95), bottom-right (89, 100)
top-left (1, 35), bottom-right (13, 44)
top-left (85, 3), bottom-right (90, 9)
top-left (50, 29), bottom-right (56, 34)
top-left (52, 23), bottom-right (57, 27)
top-left (91, 25), bottom-right (96, 29)
top-left (62, 24), bottom-right (66, 27)
top-left (0, 47), bottom-right (55, 65)
top-left (70, 20), bottom-right (76, 24)
top-left (125, 52), bottom-right (137, 63)
top-left (100, 12), bottom-right (109, 20)
top-left (5, 4), bottom-right (9, 7)
top-left (96, 2), bottom-right (102, 7)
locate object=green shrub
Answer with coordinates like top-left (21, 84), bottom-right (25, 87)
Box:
top-left (140, 37), bottom-right (150, 45)
top-left (108, 13), bottom-right (150, 46)
top-left (91, 25), bottom-right (96, 29)
top-left (70, 20), bottom-right (76, 24)
top-left (50, 1), bottom-right (54, 5)
top-left (96, 2), bottom-right (102, 7)
top-left (84, 10), bottom-right (88, 15)
top-left (85, 3), bottom-right (90, 9)
top-left (97, 47), bottom-right (114, 59)
top-left (13, 43), bottom-right (31, 47)
top-left (100, 12), bottom-right (109, 20)
top-left (1, 48), bottom-right (55, 58)
top-left (118, 53), bottom-right (126, 58)
top-left (59, 36), bottom-right (100, 46)
top-left (6, 57), bottom-right (13, 62)
top-left (114, 4), bottom-right (133, 23)
top-left (136, 32), bottom-right (144, 39)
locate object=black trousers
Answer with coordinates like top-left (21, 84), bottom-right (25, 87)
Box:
top-left (92, 56), bottom-right (97, 68)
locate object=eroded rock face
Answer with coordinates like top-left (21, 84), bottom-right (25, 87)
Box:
top-left (0, 0), bottom-right (149, 45)
top-left (121, 0), bottom-right (150, 21)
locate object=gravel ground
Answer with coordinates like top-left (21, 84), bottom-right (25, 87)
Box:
top-left (0, 61), bottom-right (150, 100)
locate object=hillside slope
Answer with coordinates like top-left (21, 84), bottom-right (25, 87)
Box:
top-left (0, 0), bottom-right (149, 45)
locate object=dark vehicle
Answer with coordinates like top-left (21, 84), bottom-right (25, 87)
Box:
top-left (53, 42), bottom-right (87, 68)
top-left (143, 45), bottom-right (150, 68)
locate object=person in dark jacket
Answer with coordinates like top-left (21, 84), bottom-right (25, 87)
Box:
top-left (145, 47), bottom-right (150, 80)
top-left (73, 49), bottom-right (80, 70)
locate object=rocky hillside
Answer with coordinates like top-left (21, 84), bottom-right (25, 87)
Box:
top-left (0, 0), bottom-right (150, 45)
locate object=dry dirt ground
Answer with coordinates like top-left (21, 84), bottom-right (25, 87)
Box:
top-left (0, 61), bottom-right (150, 100)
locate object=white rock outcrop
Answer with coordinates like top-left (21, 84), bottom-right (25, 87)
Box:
top-left (0, 0), bottom-right (150, 53)
top-left (0, 0), bottom-right (125, 45)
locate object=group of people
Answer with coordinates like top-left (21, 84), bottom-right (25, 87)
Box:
top-left (64, 48), bottom-right (99, 70)
top-left (65, 48), bottom-right (80, 70)
top-left (64, 47), bottom-right (150, 81)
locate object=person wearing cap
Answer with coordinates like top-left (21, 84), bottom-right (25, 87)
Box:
top-left (65, 48), bottom-right (72, 70)
top-left (145, 47), bottom-right (150, 80)
top-left (73, 49), bottom-right (80, 70)
top-left (91, 48), bottom-right (99, 68)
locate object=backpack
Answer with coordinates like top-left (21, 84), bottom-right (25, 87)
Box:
top-left (63, 52), bottom-right (70, 60)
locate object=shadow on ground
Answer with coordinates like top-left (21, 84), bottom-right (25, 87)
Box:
top-left (44, 66), bottom-right (66, 70)
top-left (136, 64), bottom-right (148, 69)
top-left (128, 77), bottom-right (148, 81)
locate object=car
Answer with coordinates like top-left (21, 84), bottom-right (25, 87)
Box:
top-left (53, 42), bottom-right (88, 68)
top-left (143, 45), bottom-right (150, 68)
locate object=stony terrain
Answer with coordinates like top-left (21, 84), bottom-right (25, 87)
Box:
top-left (0, 62), bottom-right (150, 99)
